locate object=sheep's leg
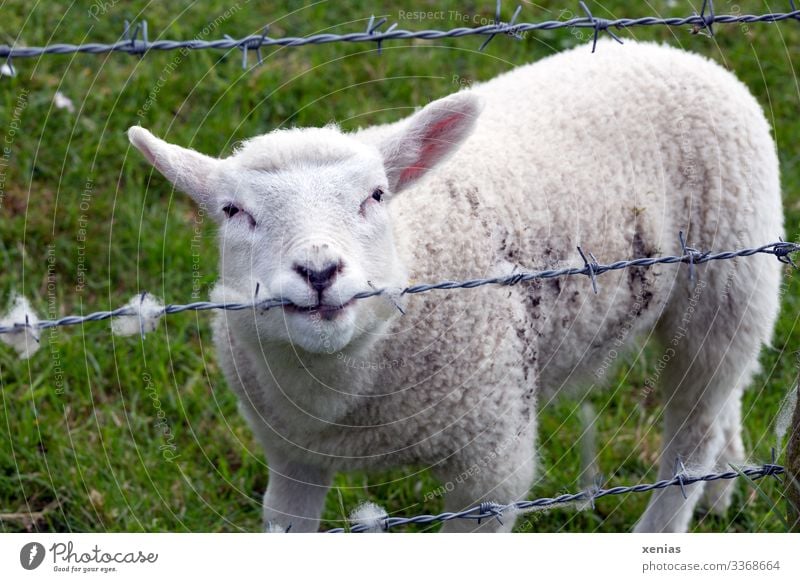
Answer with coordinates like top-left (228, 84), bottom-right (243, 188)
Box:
top-left (633, 386), bottom-right (725, 533)
top-left (636, 260), bottom-right (770, 532)
top-left (262, 457), bottom-right (332, 533)
top-left (699, 391), bottom-right (745, 515)
top-left (634, 348), bottom-right (761, 532)
top-left (436, 424), bottom-right (536, 533)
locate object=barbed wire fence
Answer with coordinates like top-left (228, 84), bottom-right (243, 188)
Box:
top-left (0, 236), bottom-right (797, 337)
top-left (327, 459), bottom-right (787, 532)
top-left (1, 235), bottom-right (798, 531)
top-left (2, 0), bottom-right (800, 74)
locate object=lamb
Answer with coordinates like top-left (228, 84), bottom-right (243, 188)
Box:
top-left (127, 39), bottom-right (783, 533)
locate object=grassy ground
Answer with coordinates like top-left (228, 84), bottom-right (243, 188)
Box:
top-left (1, 0), bottom-right (799, 533)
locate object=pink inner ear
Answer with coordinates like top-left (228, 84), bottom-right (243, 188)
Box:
top-left (398, 112), bottom-right (466, 185)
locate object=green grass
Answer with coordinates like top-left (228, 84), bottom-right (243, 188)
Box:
top-left (1, 0), bottom-right (799, 532)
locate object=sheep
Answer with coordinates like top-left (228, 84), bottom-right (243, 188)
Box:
top-left (127, 39), bottom-right (783, 533)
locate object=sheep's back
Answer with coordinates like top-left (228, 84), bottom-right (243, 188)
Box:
top-left (379, 39), bottom-right (780, 421)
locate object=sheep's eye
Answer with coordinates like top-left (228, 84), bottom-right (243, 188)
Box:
top-left (222, 203), bottom-right (240, 218)
top-left (371, 188), bottom-right (384, 202)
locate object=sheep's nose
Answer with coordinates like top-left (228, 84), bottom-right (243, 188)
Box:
top-left (294, 261), bottom-right (342, 293)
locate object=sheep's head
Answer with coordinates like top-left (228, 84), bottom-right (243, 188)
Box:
top-left (128, 93), bottom-right (479, 354)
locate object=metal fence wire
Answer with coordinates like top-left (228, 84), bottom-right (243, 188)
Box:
top-left (327, 459), bottom-right (786, 532)
top-left (2, 0), bottom-right (800, 71)
top-left (0, 236), bottom-right (797, 336)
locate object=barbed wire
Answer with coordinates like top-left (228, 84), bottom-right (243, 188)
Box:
top-left (327, 458), bottom-right (786, 532)
top-left (0, 235), bottom-right (797, 337)
top-left (2, 0), bottom-right (800, 69)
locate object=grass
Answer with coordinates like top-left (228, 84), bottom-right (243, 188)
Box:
top-left (1, 0), bottom-right (799, 533)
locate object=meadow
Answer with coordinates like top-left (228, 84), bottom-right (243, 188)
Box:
top-left (1, 0), bottom-right (799, 532)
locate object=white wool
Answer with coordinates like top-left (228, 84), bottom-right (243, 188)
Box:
top-left (521, 501), bottom-right (581, 516)
top-left (111, 293), bottom-right (164, 337)
top-left (349, 502), bottom-right (388, 533)
top-left (673, 459), bottom-right (713, 480)
top-left (54, 91), bottom-right (75, 113)
top-left (0, 296), bottom-right (41, 359)
top-left (0, 63), bottom-right (15, 77)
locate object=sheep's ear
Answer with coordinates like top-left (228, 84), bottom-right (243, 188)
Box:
top-left (128, 126), bottom-right (219, 205)
top-left (380, 92), bottom-right (480, 193)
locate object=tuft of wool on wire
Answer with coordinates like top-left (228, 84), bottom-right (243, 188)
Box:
top-left (111, 293), bottom-right (165, 337)
top-left (349, 502), bottom-right (388, 533)
top-left (0, 296), bottom-right (41, 359)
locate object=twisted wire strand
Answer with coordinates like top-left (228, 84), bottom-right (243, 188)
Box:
top-left (1, 238), bottom-right (797, 335)
top-left (2, 5), bottom-right (800, 61)
top-left (327, 462), bottom-right (785, 532)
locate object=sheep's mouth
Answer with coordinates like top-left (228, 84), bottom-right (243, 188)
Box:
top-left (283, 299), bottom-right (355, 320)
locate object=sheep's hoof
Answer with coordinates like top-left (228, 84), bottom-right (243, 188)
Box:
top-left (698, 479), bottom-right (735, 516)
top-left (264, 520), bottom-right (290, 533)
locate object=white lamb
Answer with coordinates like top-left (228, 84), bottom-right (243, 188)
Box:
top-left (128, 39), bottom-right (783, 532)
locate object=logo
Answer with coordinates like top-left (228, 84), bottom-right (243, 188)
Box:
top-left (20, 542), bottom-right (46, 570)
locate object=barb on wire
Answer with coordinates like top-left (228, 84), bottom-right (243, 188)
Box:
top-left (576, 245), bottom-right (600, 294)
top-left (693, 0), bottom-right (716, 36)
top-left (365, 15), bottom-right (394, 55)
top-left (674, 457), bottom-right (689, 499)
top-left (0, 237), bottom-right (797, 337)
top-left (326, 460), bottom-right (786, 532)
top-left (776, 237), bottom-right (798, 268)
top-left (25, 314), bottom-right (39, 345)
top-left (579, 0), bottom-right (624, 53)
top-left (3, 2), bottom-right (800, 62)
top-left (584, 473), bottom-right (605, 510)
top-left (478, 0), bottom-right (523, 51)
top-left (122, 20), bottom-right (149, 56)
top-left (678, 230), bottom-right (708, 285)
